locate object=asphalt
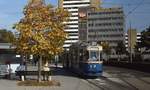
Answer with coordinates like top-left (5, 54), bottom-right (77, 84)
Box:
top-left (1, 65), bottom-right (150, 90)
top-left (0, 66), bottom-right (100, 90)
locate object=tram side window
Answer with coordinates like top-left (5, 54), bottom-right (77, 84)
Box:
top-left (85, 50), bottom-right (89, 61)
top-left (90, 51), bottom-right (98, 61)
top-left (79, 49), bottom-right (83, 61)
top-left (79, 50), bottom-right (89, 61)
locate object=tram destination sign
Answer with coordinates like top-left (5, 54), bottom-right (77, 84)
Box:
top-left (87, 46), bottom-right (102, 51)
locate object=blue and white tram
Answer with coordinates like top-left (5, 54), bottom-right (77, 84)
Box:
top-left (66, 42), bottom-right (103, 77)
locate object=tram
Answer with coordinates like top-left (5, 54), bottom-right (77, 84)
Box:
top-left (63, 42), bottom-right (103, 77)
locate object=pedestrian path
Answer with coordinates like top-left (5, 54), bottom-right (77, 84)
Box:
top-left (0, 66), bottom-right (100, 90)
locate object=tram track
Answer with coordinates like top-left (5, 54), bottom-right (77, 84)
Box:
top-left (119, 78), bottom-right (139, 90)
top-left (80, 66), bottom-right (150, 90)
top-left (136, 77), bottom-right (150, 85)
top-left (86, 76), bottom-right (139, 90)
top-left (86, 78), bottom-right (108, 90)
top-left (101, 76), bottom-right (138, 90)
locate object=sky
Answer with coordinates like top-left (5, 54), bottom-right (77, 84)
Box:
top-left (0, 0), bottom-right (150, 32)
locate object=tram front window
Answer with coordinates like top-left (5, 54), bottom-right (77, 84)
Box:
top-left (90, 51), bottom-right (98, 61)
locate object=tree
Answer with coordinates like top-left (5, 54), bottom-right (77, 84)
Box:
top-left (116, 41), bottom-right (126, 61)
top-left (0, 29), bottom-right (15, 43)
top-left (101, 42), bottom-right (111, 61)
top-left (134, 43), bottom-right (142, 61)
top-left (13, 0), bottom-right (69, 82)
top-left (139, 26), bottom-right (150, 50)
top-left (116, 41), bottom-right (126, 54)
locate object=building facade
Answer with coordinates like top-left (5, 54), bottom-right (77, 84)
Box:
top-left (79, 7), bottom-right (125, 52)
top-left (125, 29), bottom-right (141, 52)
top-left (58, 0), bottom-right (101, 49)
top-left (127, 29), bottom-right (137, 51)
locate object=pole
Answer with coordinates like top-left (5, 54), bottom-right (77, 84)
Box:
top-left (129, 21), bottom-right (132, 63)
top-left (99, 47), bottom-right (100, 61)
top-left (38, 55), bottom-right (42, 82)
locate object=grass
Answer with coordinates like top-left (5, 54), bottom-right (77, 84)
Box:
top-left (17, 80), bottom-right (61, 86)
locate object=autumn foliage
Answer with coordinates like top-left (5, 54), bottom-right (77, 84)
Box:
top-left (13, 0), bottom-right (69, 82)
top-left (13, 0), bottom-right (69, 56)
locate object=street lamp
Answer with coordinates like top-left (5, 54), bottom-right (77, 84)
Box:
top-left (129, 22), bottom-right (132, 63)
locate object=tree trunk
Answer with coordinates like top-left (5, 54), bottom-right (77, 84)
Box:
top-left (38, 55), bottom-right (42, 82)
top-left (8, 64), bottom-right (11, 79)
top-left (118, 53), bottom-right (120, 62)
top-left (24, 54), bottom-right (27, 80)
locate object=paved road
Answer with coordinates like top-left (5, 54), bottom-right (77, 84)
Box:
top-left (1, 65), bottom-right (150, 90)
top-left (0, 66), bottom-right (100, 90)
top-left (88, 66), bottom-right (150, 90)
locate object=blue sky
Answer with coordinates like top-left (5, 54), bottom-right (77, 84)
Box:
top-left (0, 0), bottom-right (150, 32)
top-left (0, 0), bottom-right (57, 32)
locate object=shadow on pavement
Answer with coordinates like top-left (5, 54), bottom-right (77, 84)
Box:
top-left (0, 66), bottom-right (97, 81)
top-left (51, 67), bottom-right (99, 79)
top-left (50, 67), bottom-right (80, 78)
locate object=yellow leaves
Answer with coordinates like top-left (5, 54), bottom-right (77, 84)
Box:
top-left (13, 0), bottom-right (69, 57)
top-left (31, 45), bottom-right (38, 54)
top-left (28, 13), bottom-right (34, 19)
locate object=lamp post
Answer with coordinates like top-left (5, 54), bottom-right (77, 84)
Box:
top-left (129, 21), bottom-right (132, 63)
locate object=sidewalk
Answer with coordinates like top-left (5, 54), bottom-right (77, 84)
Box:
top-left (0, 66), bottom-right (100, 90)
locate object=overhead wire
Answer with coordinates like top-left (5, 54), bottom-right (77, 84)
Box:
top-left (126, 0), bottom-right (145, 17)
top-left (101, 2), bottom-right (150, 6)
top-left (101, 0), bottom-right (149, 32)
top-left (101, 0), bottom-right (148, 16)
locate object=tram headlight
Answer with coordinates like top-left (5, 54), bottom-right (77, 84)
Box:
top-left (90, 65), bottom-right (92, 68)
top-left (93, 65), bottom-right (96, 68)
top-left (89, 65), bottom-right (96, 69)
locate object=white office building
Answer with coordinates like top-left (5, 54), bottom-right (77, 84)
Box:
top-left (87, 7), bottom-right (125, 48)
top-left (58, 0), bottom-right (101, 49)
